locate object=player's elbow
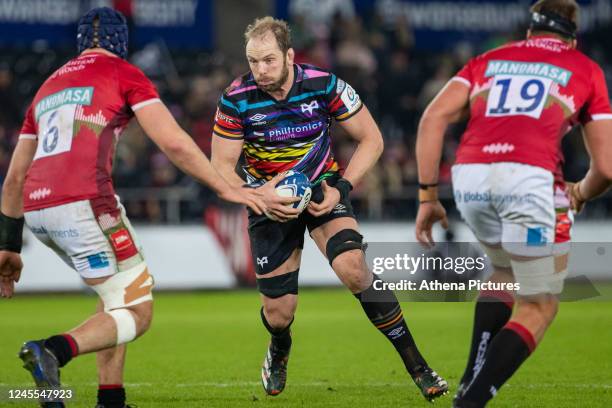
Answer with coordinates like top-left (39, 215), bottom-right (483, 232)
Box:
top-left (420, 107), bottom-right (447, 127)
top-left (376, 134), bottom-right (384, 157)
top-left (369, 129), bottom-right (384, 157)
top-left (2, 173), bottom-right (24, 195)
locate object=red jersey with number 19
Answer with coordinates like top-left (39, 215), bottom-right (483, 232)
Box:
top-left (19, 52), bottom-right (160, 212)
top-left (453, 36), bottom-right (612, 181)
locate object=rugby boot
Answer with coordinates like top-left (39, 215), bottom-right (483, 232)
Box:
top-left (261, 340), bottom-right (291, 396)
top-left (412, 366), bottom-right (449, 402)
top-left (18, 340), bottom-right (64, 407)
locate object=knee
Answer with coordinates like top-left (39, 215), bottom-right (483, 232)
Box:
top-left (129, 300), bottom-right (154, 335)
top-left (519, 296), bottom-right (558, 324)
top-left (263, 297), bottom-right (296, 329)
top-left (334, 250), bottom-right (363, 271)
top-left (335, 252), bottom-right (371, 293)
top-left (540, 297), bottom-right (559, 321)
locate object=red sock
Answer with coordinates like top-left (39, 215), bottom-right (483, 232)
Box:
top-left (62, 334), bottom-right (79, 357)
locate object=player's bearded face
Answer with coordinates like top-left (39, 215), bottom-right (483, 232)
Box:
top-left (254, 54), bottom-right (290, 93)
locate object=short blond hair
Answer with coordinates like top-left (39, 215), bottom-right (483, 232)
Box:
top-left (244, 16), bottom-right (292, 54)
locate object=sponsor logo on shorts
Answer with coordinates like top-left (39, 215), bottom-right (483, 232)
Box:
top-left (109, 228), bottom-right (139, 261)
top-left (555, 212), bottom-right (572, 243)
top-left (527, 227), bottom-right (548, 246)
top-left (110, 229), bottom-right (133, 252)
top-left (257, 256), bottom-right (269, 268)
top-left (29, 187), bottom-right (52, 201)
top-left (332, 203), bottom-right (347, 214)
top-left (87, 252), bottom-right (110, 269)
top-left (455, 190), bottom-right (536, 205)
top-left (30, 226), bottom-right (79, 238)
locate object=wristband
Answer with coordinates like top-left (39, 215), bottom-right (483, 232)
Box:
top-left (419, 183), bottom-right (438, 190)
top-left (418, 185), bottom-right (439, 202)
top-left (0, 212), bottom-right (24, 253)
top-left (334, 178), bottom-right (353, 201)
top-left (572, 181), bottom-right (586, 202)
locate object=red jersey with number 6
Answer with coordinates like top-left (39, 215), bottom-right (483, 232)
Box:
top-left (453, 36), bottom-right (612, 180)
top-left (19, 52), bottom-right (160, 211)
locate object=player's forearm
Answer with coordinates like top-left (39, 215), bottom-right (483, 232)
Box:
top-left (578, 167), bottom-right (612, 201)
top-left (1, 178), bottom-right (25, 218)
top-left (212, 161), bottom-right (246, 189)
top-left (1, 140), bottom-right (36, 218)
top-left (342, 134), bottom-right (383, 186)
top-left (416, 115), bottom-right (447, 184)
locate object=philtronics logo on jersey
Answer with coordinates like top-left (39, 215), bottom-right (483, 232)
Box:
top-left (268, 121), bottom-right (323, 141)
top-left (35, 87), bottom-right (94, 121)
top-left (485, 60), bottom-right (572, 86)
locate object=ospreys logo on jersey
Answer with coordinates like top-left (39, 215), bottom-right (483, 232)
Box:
top-left (300, 100), bottom-right (319, 116)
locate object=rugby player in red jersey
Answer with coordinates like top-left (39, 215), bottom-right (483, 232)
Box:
top-left (0, 7), bottom-right (264, 408)
top-left (415, 1), bottom-right (612, 406)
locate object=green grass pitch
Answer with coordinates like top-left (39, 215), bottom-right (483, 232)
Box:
top-left (1, 289), bottom-right (611, 407)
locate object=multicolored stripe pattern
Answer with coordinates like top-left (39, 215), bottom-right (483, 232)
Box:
top-left (214, 64), bottom-right (363, 183)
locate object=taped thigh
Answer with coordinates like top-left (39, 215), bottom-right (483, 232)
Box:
top-left (90, 262), bottom-right (154, 312)
top-left (511, 255), bottom-right (568, 296)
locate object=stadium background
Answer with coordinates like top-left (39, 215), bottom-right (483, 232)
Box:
top-left (1, 0), bottom-right (611, 289)
top-left (0, 1), bottom-right (611, 407)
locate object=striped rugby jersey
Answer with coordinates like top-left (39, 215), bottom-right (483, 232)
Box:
top-left (213, 63), bottom-right (363, 184)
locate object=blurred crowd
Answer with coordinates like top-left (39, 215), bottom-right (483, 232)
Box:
top-left (1, 6), bottom-right (612, 222)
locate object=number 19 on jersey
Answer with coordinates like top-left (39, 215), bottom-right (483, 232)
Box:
top-left (486, 75), bottom-right (553, 119)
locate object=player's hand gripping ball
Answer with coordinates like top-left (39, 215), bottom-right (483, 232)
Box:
top-left (264, 170), bottom-right (312, 221)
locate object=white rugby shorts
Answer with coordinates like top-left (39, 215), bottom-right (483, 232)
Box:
top-left (452, 162), bottom-right (572, 256)
top-left (25, 198), bottom-right (144, 279)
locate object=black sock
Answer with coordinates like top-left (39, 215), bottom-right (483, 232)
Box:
top-left (459, 290), bottom-right (514, 387)
top-left (355, 277), bottom-right (427, 376)
top-left (97, 385), bottom-right (126, 408)
top-left (44, 334), bottom-right (78, 367)
top-left (460, 321), bottom-right (536, 406)
top-left (260, 307), bottom-right (292, 350)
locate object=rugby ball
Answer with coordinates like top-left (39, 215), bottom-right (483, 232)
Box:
top-left (265, 170), bottom-right (312, 221)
